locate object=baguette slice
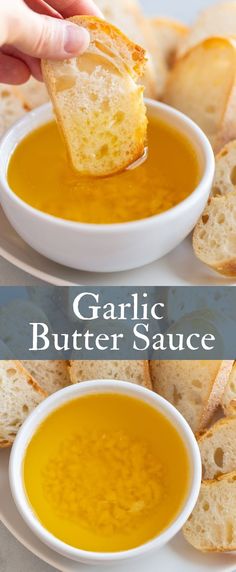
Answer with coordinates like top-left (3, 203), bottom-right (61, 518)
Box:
top-left (42, 16), bottom-right (147, 177)
top-left (150, 360), bottom-right (233, 433)
top-left (198, 417), bottom-right (236, 479)
top-left (0, 84), bottom-right (26, 138)
top-left (150, 18), bottom-right (188, 97)
top-left (68, 360), bottom-right (152, 389)
top-left (0, 360), bottom-right (47, 447)
top-left (212, 140), bottom-right (236, 197)
top-left (222, 362), bottom-right (236, 416)
top-left (21, 360), bottom-right (70, 395)
top-left (183, 472), bottom-right (236, 552)
top-left (178, 1), bottom-right (236, 57)
top-left (163, 37), bottom-right (236, 153)
top-left (95, 0), bottom-right (157, 98)
top-left (193, 191), bottom-right (236, 276)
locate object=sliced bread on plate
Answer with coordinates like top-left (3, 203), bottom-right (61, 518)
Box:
top-left (0, 360), bottom-right (46, 448)
top-left (22, 360), bottom-right (70, 395)
top-left (0, 85), bottom-right (26, 137)
top-left (150, 18), bottom-right (188, 96)
top-left (68, 360), bottom-right (152, 389)
top-left (178, 1), bottom-right (236, 57)
top-left (163, 37), bottom-right (236, 153)
top-left (183, 471), bottom-right (236, 552)
top-left (42, 16), bottom-right (147, 177)
top-left (212, 139), bottom-right (236, 197)
top-left (198, 417), bottom-right (236, 479)
top-left (222, 362), bottom-right (236, 416)
top-left (193, 191), bottom-right (236, 276)
top-left (150, 360), bottom-right (233, 433)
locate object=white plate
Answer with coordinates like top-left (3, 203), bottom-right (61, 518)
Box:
top-left (1, 207), bottom-right (236, 286)
top-left (1, 448), bottom-right (235, 572)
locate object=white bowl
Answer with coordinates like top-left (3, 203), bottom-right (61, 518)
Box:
top-left (9, 380), bottom-right (202, 566)
top-left (0, 100), bottom-right (215, 273)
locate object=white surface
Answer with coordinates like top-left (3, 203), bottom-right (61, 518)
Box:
top-left (1, 446), bottom-right (236, 572)
top-left (1, 206), bottom-right (236, 285)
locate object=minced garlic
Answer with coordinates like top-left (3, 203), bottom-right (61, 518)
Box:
top-left (43, 430), bottom-right (163, 535)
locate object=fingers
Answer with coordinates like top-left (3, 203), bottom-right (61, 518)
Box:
top-left (0, 51), bottom-right (30, 84)
top-left (45, 0), bottom-right (103, 18)
top-left (24, 0), bottom-right (62, 18)
top-left (2, 46), bottom-right (43, 81)
top-left (7, 4), bottom-right (90, 60)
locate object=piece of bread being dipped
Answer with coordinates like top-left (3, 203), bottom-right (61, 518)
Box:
top-left (42, 16), bottom-right (148, 177)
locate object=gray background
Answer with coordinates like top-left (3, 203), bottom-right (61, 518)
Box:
top-left (0, 1), bottom-right (233, 572)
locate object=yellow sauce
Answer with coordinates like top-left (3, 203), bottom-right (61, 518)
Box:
top-left (8, 117), bottom-right (199, 224)
top-left (23, 393), bottom-right (190, 553)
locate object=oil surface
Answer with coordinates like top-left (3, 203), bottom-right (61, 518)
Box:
top-left (23, 393), bottom-right (190, 552)
top-left (8, 117), bottom-right (199, 224)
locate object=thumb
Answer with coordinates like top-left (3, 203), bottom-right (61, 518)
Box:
top-left (6, 2), bottom-right (90, 59)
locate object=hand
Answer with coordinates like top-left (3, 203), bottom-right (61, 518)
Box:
top-left (0, 0), bottom-right (103, 84)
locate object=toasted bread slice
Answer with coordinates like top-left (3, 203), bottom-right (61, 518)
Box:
top-left (42, 16), bottom-right (147, 177)
top-left (222, 362), bottom-right (236, 416)
top-left (68, 360), bottom-right (152, 389)
top-left (150, 17), bottom-right (188, 97)
top-left (150, 360), bottom-right (233, 433)
top-left (193, 191), bottom-right (236, 276)
top-left (183, 472), bottom-right (236, 552)
top-left (22, 360), bottom-right (70, 395)
top-left (212, 140), bottom-right (236, 197)
top-left (178, 1), bottom-right (236, 57)
top-left (198, 417), bottom-right (236, 479)
top-left (13, 77), bottom-right (48, 111)
top-left (0, 84), bottom-right (26, 137)
top-left (0, 360), bottom-right (46, 447)
top-left (163, 37), bottom-right (236, 153)
top-left (95, 0), bottom-right (157, 98)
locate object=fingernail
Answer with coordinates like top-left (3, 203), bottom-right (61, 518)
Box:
top-left (64, 24), bottom-right (90, 54)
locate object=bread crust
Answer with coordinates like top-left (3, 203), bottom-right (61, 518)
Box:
top-left (149, 17), bottom-right (189, 97)
top-left (199, 360), bottom-right (234, 430)
top-left (0, 440), bottom-right (11, 448)
top-left (0, 360), bottom-right (47, 447)
top-left (193, 191), bottom-right (236, 276)
top-left (68, 16), bottom-right (147, 78)
top-left (143, 360), bottom-right (152, 390)
top-left (150, 360), bottom-right (233, 433)
top-left (15, 361), bottom-right (47, 398)
top-left (95, 0), bottom-right (158, 98)
top-left (183, 471), bottom-right (236, 552)
top-left (164, 37), bottom-right (236, 154)
top-left (177, 1), bottom-right (236, 58)
top-left (68, 360), bottom-right (152, 389)
top-left (151, 17), bottom-right (188, 37)
top-left (197, 415), bottom-right (236, 442)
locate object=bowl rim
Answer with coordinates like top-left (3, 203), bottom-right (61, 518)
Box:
top-left (9, 379), bottom-right (202, 563)
top-left (0, 99), bottom-right (215, 235)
